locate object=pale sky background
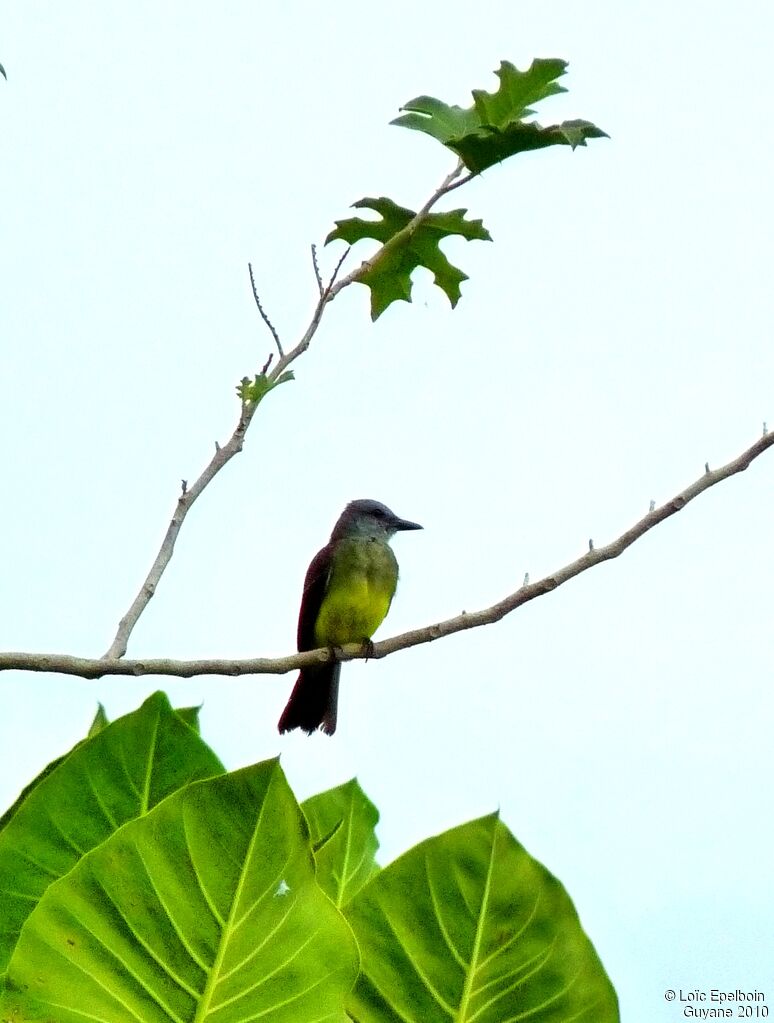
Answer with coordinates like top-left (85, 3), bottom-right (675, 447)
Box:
top-left (2, 4), bottom-right (773, 1020)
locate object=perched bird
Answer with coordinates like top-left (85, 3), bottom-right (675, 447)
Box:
top-left (278, 499), bottom-right (422, 735)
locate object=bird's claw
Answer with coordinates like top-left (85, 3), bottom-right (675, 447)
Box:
top-left (361, 638), bottom-right (376, 661)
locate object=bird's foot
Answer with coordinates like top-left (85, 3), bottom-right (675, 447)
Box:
top-left (361, 638), bottom-right (376, 661)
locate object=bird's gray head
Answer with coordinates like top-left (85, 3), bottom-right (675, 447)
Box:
top-left (331, 499), bottom-right (423, 542)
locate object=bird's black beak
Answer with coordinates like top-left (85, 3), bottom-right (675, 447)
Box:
top-left (394, 516), bottom-right (423, 531)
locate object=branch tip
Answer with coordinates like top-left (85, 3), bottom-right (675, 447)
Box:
top-left (311, 244), bottom-right (323, 296)
top-left (248, 262), bottom-right (284, 357)
top-left (325, 246), bottom-right (351, 296)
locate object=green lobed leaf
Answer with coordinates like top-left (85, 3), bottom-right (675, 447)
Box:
top-left (450, 118), bottom-right (608, 174)
top-left (1, 760), bottom-right (360, 1022)
top-left (472, 58), bottom-right (568, 126)
top-left (392, 59), bottom-right (607, 174)
top-left (345, 813), bottom-right (619, 1023)
top-left (326, 196), bottom-right (491, 319)
top-left (390, 95), bottom-right (481, 145)
top-left (0, 691), bottom-right (223, 972)
top-left (236, 370), bottom-right (294, 405)
top-left (237, 373), bottom-right (271, 403)
top-left (301, 778), bottom-right (380, 908)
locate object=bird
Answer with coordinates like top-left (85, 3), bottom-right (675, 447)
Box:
top-left (278, 499), bottom-right (422, 735)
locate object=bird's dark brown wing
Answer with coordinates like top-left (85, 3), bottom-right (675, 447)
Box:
top-left (296, 542), bottom-right (334, 652)
top-left (278, 542), bottom-right (338, 736)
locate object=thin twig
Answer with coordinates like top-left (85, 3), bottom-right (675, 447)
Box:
top-left (325, 245), bottom-right (351, 296)
top-left (10, 428), bottom-right (770, 678)
top-left (248, 262), bottom-right (284, 357)
top-left (311, 245), bottom-right (323, 297)
top-left (438, 161), bottom-right (475, 197)
top-left (262, 246), bottom-right (353, 376)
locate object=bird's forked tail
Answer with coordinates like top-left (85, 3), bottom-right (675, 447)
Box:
top-left (277, 662), bottom-right (340, 735)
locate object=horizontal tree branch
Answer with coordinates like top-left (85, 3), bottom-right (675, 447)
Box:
top-left (4, 428), bottom-right (772, 680)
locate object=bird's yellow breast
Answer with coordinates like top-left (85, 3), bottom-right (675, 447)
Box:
top-left (314, 538), bottom-right (398, 647)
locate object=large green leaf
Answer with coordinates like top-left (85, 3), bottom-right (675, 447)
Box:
top-left (301, 778), bottom-right (380, 908)
top-left (345, 813), bottom-right (619, 1022)
top-left (0, 691), bottom-right (223, 972)
top-left (392, 59), bottom-right (607, 174)
top-left (1, 760), bottom-right (359, 1022)
top-left (326, 196), bottom-right (491, 318)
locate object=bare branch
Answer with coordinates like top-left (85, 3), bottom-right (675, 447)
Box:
top-left (248, 262), bottom-right (284, 357)
top-left (440, 170), bottom-right (475, 196)
top-left (431, 160), bottom-right (474, 199)
top-left (102, 398), bottom-right (262, 659)
top-left (0, 650), bottom-right (332, 679)
top-left (10, 428), bottom-right (769, 679)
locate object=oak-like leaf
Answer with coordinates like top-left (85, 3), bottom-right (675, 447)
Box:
top-left (326, 196), bottom-right (491, 319)
top-left (237, 369), bottom-right (294, 405)
top-left (393, 59), bottom-right (607, 174)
